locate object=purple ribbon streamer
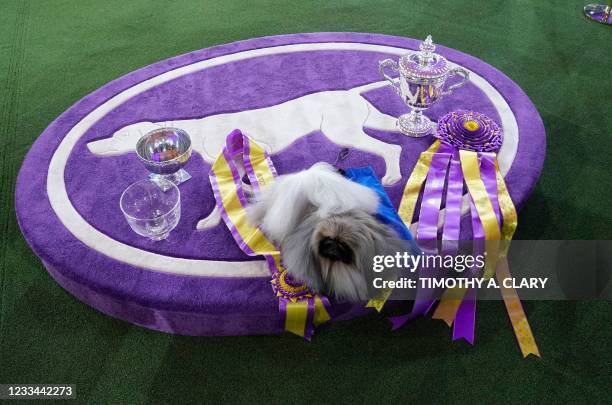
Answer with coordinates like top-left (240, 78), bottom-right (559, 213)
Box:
top-left (278, 299), bottom-right (288, 332)
top-left (389, 299), bottom-right (437, 330)
top-left (319, 295), bottom-right (332, 314)
top-left (416, 153), bottom-right (451, 240)
top-left (389, 150), bottom-right (455, 329)
top-left (411, 147), bottom-right (459, 319)
top-left (451, 184), bottom-right (482, 343)
top-left (442, 148), bottom-right (463, 242)
top-left (304, 297), bottom-right (316, 341)
top-left (452, 286), bottom-right (477, 344)
top-left (451, 205), bottom-right (479, 344)
top-left (452, 151), bottom-right (503, 344)
top-left (396, 153), bottom-right (463, 329)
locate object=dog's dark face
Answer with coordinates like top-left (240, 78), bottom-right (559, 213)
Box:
top-left (315, 217), bottom-right (357, 264)
top-left (281, 210), bottom-right (407, 302)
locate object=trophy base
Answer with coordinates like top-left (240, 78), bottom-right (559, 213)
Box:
top-left (397, 111), bottom-right (435, 137)
top-left (149, 169), bottom-right (191, 190)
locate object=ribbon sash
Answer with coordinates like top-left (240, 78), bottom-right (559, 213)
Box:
top-left (210, 129), bottom-right (330, 339)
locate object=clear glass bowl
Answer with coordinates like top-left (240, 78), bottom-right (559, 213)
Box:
top-left (119, 178), bottom-right (181, 241)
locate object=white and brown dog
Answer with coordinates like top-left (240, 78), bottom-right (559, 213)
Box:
top-left (248, 163), bottom-right (408, 302)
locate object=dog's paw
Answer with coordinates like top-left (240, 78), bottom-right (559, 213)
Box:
top-left (196, 206), bottom-right (221, 230)
top-left (381, 171), bottom-right (402, 186)
top-left (381, 145), bottom-right (402, 185)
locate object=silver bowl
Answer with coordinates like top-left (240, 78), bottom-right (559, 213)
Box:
top-left (136, 127), bottom-right (192, 186)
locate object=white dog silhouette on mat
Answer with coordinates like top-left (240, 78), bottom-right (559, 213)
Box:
top-left (87, 80), bottom-right (403, 230)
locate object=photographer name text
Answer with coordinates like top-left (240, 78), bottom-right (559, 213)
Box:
top-left (373, 277), bottom-right (549, 290)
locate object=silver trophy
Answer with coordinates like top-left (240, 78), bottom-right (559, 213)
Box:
top-left (136, 127), bottom-right (192, 187)
top-left (379, 35), bottom-right (469, 137)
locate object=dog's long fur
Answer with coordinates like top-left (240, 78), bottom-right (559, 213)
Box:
top-left (248, 163), bottom-right (408, 302)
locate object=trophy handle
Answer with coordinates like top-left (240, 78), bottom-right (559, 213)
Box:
top-left (378, 59), bottom-right (401, 96)
top-left (442, 67), bottom-right (469, 97)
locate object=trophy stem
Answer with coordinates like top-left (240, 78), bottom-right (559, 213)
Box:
top-left (150, 169), bottom-right (191, 189)
top-left (397, 109), bottom-right (435, 137)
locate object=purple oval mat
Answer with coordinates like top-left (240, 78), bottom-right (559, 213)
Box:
top-left (16, 33), bottom-right (545, 336)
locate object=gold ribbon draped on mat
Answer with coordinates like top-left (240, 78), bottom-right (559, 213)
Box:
top-left (210, 131), bottom-right (330, 339)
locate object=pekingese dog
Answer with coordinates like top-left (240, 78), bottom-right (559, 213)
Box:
top-left (248, 163), bottom-right (408, 302)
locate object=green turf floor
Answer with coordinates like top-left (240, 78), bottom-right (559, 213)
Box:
top-left (1, 0), bottom-right (611, 403)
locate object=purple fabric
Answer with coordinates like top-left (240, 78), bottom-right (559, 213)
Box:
top-left (15, 33), bottom-right (546, 336)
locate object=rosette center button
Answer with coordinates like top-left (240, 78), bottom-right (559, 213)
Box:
top-left (463, 120), bottom-right (480, 132)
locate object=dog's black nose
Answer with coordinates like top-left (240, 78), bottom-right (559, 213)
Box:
top-left (319, 237), bottom-right (353, 264)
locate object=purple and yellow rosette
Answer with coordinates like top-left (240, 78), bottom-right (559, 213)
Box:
top-left (435, 110), bottom-right (502, 152)
top-left (386, 110), bottom-right (540, 358)
top-left (209, 129), bottom-right (331, 340)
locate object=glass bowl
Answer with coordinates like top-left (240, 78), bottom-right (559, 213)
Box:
top-left (119, 178), bottom-right (181, 241)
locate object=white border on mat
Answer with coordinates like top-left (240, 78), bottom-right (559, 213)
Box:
top-left (47, 42), bottom-right (518, 277)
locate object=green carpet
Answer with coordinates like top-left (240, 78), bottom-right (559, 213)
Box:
top-left (1, 0), bottom-right (611, 403)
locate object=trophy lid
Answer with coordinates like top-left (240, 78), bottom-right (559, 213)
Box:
top-left (399, 35), bottom-right (450, 80)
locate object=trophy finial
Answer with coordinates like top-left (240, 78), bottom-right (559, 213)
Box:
top-left (418, 35), bottom-right (436, 65)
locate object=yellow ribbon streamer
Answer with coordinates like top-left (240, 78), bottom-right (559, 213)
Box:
top-left (246, 139), bottom-right (276, 189)
top-left (397, 140), bottom-right (442, 225)
top-left (212, 153), bottom-right (278, 255)
top-left (431, 287), bottom-right (466, 326)
top-left (493, 157), bottom-right (539, 357)
top-left (496, 257), bottom-right (541, 358)
top-left (365, 289), bottom-right (393, 312)
top-left (314, 296), bottom-right (332, 325)
top-left (284, 296), bottom-right (331, 336)
top-left (212, 136), bottom-right (330, 338)
top-left (284, 299), bottom-right (310, 337)
top-left (459, 150), bottom-right (501, 240)
top-left (495, 158), bottom-right (517, 243)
